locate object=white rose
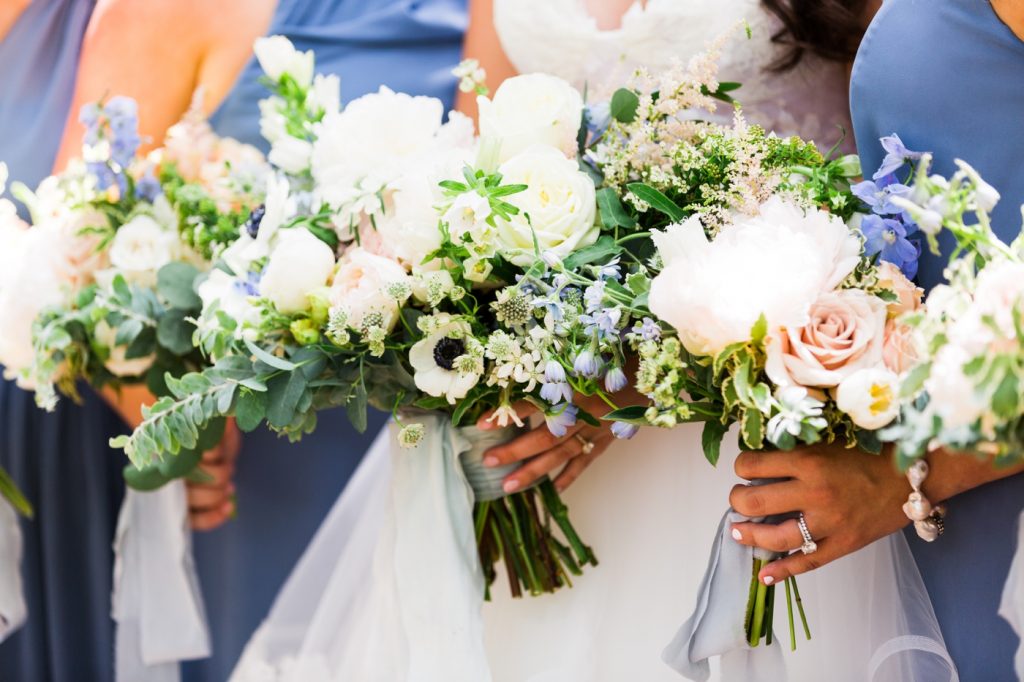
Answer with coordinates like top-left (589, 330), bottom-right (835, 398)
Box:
top-left (259, 229), bottom-right (336, 313)
top-left (493, 145), bottom-right (598, 267)
top-left (312, 87), bottom-right (448, 207)
top-left (106, 214), bottom-right (180, 287)
top-left (95, 319), bottom-right (155, 378)
top-left (765, 289), bottom-right (888, 390)
top-left (924, 344), bottom-right (988, 429)
top-left (649, 197), bottom-right (862, 357)
top-left (328, 248), bottom-right (410, 331)
top-left (835, 367), bottom-right (900, 430)
top-left (478, 73), bottom-right (583, 162)
top-left (253, 35), bottom-right (314, 87)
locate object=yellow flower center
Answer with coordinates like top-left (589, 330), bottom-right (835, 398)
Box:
top-left (869, 382), bottom-right (893, 415)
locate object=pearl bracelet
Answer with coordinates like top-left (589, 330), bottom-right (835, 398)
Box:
top-left (903, 459), bottom-right (946, 542)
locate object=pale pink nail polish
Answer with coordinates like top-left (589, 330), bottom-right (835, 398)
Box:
top-left (731, 528), bottom-right (742, 541)
top-left (763, 575), bottom-right (774, 585)
top-left (503, 479), bottom-right (520, 493)
top-left (483, 456), bottom-right (499, 467)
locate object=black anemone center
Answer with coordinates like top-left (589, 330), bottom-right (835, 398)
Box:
top-left (432, 337), bottom-right (465, 370)
top-left (244, 204), bottom-right (266, 239)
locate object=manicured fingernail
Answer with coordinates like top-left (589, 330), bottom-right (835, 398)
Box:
top-left (731, 528), bottom-right (742, 541)
top-left (483, 456), bottom-right (499, 467)
top-left (763, 575), bottom-right (774, 585)
top-left (503, 479), bottom-right (520, 493)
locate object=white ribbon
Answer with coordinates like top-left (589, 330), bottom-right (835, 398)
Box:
top-left (112, 481), bottom-right (211, 682)
top-left (999, 509), bottom-right (1024, 680)
top-left (0, 496), bottom-right (26, 643)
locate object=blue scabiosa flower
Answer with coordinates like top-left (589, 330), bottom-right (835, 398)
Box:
top-left (604, 366), bottom-right (628, 393)
top-left (861, 214), bottom-right (920, 279)
top-left (545, 403), bottom-right (578, 438)
top-left (611, 421), bottom-right (640, 439)
top-left (573, 349), bottom-right (603, 379)
top-left (873, 134), bottom-right (924, 180)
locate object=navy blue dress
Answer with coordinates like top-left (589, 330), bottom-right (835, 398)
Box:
top-left (852, 1), bottom-right (1024, 679)
top-left (185, 2), bottom-right (467, 680)
top-left (0, 2), bottom-right (129, 682)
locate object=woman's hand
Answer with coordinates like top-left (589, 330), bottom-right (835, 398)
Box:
top-left (728, 443), bottom-right (911, 585)
top-left (477, 393), bottom-right (617, 493)
top-left (187, 419), bottom-right (241, 531)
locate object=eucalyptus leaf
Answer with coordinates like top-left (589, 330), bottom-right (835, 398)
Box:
top-left (156, 262), bottom-right (202, 310)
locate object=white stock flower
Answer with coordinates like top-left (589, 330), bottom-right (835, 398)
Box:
top-left (649, 197), bottom-right (862, 357)
top-left (259, 229), bottom-right (336, 313)
top-left (254, 35), bottom-right (314, 87)
top-left (328, 248), bottom-right (410, 332)
top-left (409, 316), bottom-right (481, 403)
top-left (478, 73), bottom-right (584, 162)
top-left (105, 214), bottom-right (180, 287)
top-left (308, 74), bottom-right (340, 115)
top-left (95, 320), bottom-right (155, 378)
top-left (269, 136), bottom-right (314, 175)
top-left (493, 145), bottom-right (598, 266)
top-left (835, 367), bottom-right (900, 430)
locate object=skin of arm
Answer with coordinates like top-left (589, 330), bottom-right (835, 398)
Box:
top-left (55, 0), bottom-right (274, 526)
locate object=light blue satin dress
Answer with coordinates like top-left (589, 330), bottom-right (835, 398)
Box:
top-left (0, 3), bottom-right (129, 682)
top-left (185, 2), bottom-right (467, 680)
top-left (852, 1), bottom-right (1024, 679)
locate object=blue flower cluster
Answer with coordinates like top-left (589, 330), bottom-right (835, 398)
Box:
top-left (79, 96), bottom-right (144, 196)
top-left (852, 134), bottom-right (924, 280)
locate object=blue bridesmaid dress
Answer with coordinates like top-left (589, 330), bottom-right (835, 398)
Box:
top-left (0, 3), bottom-right (130, 682)
top-left (852, 1), bottom-right (1024, 679)
top-left (185, 2), bottom-right (467, 680)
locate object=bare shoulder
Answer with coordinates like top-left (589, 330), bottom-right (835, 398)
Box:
top-left (87, 0), bottom-right (268, 51)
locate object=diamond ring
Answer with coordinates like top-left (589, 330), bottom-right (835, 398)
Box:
top-left (573, 433), bottom-right (595, 455)
top-left (797, 513), bottom-right (817, 555)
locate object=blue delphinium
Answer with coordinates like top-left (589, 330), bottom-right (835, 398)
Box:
top-left (604, 366), bottom-right (628, 393)
top-left (135, 170), bottom-right (162, 203)
top-left (873, 134), bottom-right (924, 180)
top-left (81, 96), bottom-right (142, 193)
top-left (611, 421), bottom-right (640, 440)
top-left (545, 403), bottom-right (579, 437)
top-left (852, 175), bottom-right (912, 216)
top-left (861, 214), bottom-right (920, 279)
top-left (573, 349), bottom-right (603, 379)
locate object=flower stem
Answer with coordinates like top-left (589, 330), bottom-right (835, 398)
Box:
top-left (785, 576), bottom-right (796, 651)
top-left (764, 582), bottom-right (775, 646)
top-left (792, 575), bottom-right (811, 641)
top-left (748, 574), bottom-right (769, 647)
top-left (538, 479), bottom-right (597, 566)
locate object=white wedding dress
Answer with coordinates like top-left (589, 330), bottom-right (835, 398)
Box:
top-left (230, 2), bottom-right (955, 681)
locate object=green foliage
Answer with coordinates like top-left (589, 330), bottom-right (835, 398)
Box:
top-left (609, 88), bottom-right (640, 124)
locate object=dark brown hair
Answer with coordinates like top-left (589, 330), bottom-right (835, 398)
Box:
top-left (759, 0), bottom-right (870, 71)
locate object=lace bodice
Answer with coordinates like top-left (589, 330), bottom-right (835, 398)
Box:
top-left (493, 0), bottom-right (853, 151)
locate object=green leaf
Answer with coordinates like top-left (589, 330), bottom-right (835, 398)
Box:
top-left (562, 235), bottom-right (622, 271)
top-left (741, 408), bottom-right (764, 450)
top-left (596, 187), bottom-right (636, 230)
top-left (750, 313), bottom-right (768, 346)
top-left (713, 342), bottom-right (747, 377)
top-left (0, 467), bottom-right (32, 518)
top-left (157, 309), bottom-right (196, 355)
top-left (899, 361), bottom-right (932, 399)
top-left (734, 356), bottom-right (753, 405)
top-left (157, 444), bottom-right (203, 480)
top-left (625, 271), bottom-right (650, 297)
top-left (701, 420), bottom-right (728, 466)
top-left (124, 326), bottom-right (157, 361)
top-left (576, 407), bottom-right (602, 428)
top-left (236, 388), bottom-right (269, 432)
top-left (195, 418), bottom-right (227, 452)
top-left (267, 372), bottom-right (307, 429)
top-left (347, 380), bottom-right (368, 433)
top-left (626, 183), bottom-right (686, 222)
top-left (245, 339), bottom-right (297, 371)
top-left (123, 463), bottom-right (172, 492)
top-left (603, 405), bottom-right (648, 424)
top-left (992, 372), bottom-right (1020, 419)
top-left (156, 262), bottom-right (202, 310)
top-left (609, 88), bottom-right (640, 123)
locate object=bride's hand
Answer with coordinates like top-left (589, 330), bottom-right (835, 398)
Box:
top-left (727, 443), bottom-right (911, 585)
top-left (188, 420), bottom-right (241, 531)
top-left (476, 393), bottom-right (616, 493)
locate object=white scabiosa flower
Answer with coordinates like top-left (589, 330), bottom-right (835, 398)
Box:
top-left (409, 316), bottom-right (482, 403)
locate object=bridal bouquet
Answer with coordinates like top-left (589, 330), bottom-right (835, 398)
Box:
top-left (0, 95), bottom-right (268, 491)
top-left (884, 154), bottom-right (1024, 465)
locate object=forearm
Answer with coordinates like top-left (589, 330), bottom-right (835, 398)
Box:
top-left (924, 446), bottom-right (1024, 503)
top-left (100, 384), bottom-right (156, 430)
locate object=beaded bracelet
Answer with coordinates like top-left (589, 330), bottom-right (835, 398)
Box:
top-left (903, 459), bottom-right (947, 542)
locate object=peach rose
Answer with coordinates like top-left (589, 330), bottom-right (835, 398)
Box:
top-left (876, 261), bottom-right (923, 318)
top-left (882, 319), bottom-right (920, 375)
top-left (328, 248), bottom-right (410, 331)
top-left (766, 289), bottom-right (887, 389)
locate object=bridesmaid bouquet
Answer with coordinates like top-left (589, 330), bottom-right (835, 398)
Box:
top-left (885, 153), bottom-right (1024, 465)
top-left (0, 95), bottom-right (268, 491)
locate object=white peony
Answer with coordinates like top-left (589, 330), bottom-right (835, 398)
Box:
top-left (268, 136), bottom-right (314, 176)
top-left (478, 73), bottom-right (583, 162)
top-left (94, 319), bottom-right (155, 378)
top-left (259, 229), bottom-right (336, 313)
top-left (409, 317), bottom-right (481, 403)
top-left (492, 145), bottom-right (598, 266)
top-left (835, 367), bottom-right (900, 430)
top-left (924, 344), bottom-right (988, 430)
top-left (649, 197), bottom-right (862, 357)
top-left (312, 87), bottom-right (452, 208)
top-left (253, 35), bottom-right (314, 87)
top-left (328, 248), bottom-right (410, 331)
top-left (104, 214), bottom-right (180, 287)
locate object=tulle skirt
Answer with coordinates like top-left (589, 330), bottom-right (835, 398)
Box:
top-left (230, 422), bottom-right (957, 681)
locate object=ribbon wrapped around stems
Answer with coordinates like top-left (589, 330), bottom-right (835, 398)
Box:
top-left (0, 496), bottom-right (26, 643)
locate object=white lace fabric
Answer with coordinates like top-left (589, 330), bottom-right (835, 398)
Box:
top-left (493, 0), bottom-right (853, 152)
